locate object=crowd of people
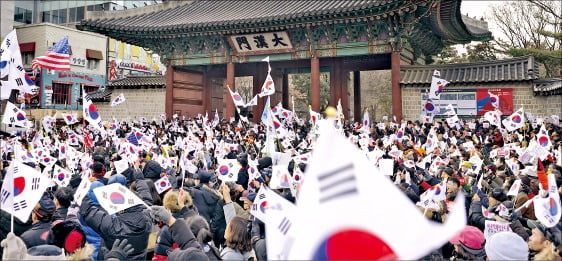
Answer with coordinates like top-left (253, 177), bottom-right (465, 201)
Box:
top-left (0, 108), bottom-right (561, 260)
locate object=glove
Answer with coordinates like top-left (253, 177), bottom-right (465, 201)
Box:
top-left (105, 239), bottom-right (134, 260)
top-left (150, 206), bottom-right (172, 224)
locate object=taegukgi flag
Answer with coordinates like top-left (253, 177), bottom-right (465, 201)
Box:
top-left (93, 183), bottom-right (147, 215)
top-left (0, 161), bottom-right (51, 222)
top-left (288, 120), bottom-right (466, 260)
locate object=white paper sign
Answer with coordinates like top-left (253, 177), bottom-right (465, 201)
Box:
top-left (484, 220), bottom-right (512, 239)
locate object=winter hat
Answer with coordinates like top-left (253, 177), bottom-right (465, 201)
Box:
top-left (484, 231), bottom-right (529, 260)
top-left (108, 174), bottom-right (127, 186)
top-left (186, 215), bottom-right (212, 244)
top-left (26, 245), bottom-right (66, 260)
top-left (197, 170), bottom-right (216, 184)
top-left (535, 223), bottom-right (562, 247)
top-left (450, 226), bottom-right (486, 255)
top-left (48, 220), bottom-right (86, 254)
top-left (168, 247), bottom-right (208, 261)
top-left (489, 188), bottom-right (508, 202)
top-left (35, 195), bottom-right (56, 219)
top-left (257, 157), bottom-right (272, 170)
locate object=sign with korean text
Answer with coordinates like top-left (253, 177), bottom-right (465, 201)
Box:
top-left (229, 31), bottom-right (293, 55)
top-left (70, 56), bottom-right (86, 67)
top-left (484, 220), bottom-right (512, 239)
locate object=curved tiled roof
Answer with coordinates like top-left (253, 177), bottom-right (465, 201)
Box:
top-left (534, 78), bottom-right (562, 95)
top-left (79, 0), bottom-right (490, 45)
top-left (107, 75), bottom-right (165, 89)
top-left (82, 0), bottom-right (390, 32)
top-left (87, 88), bottom-right (113, 101)
top-left (400, 56), bottom-right (539, 86)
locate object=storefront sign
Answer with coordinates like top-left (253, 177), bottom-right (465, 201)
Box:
top-left (118, 61), bottom-right (150, 72)
top-left (228, 31), bottom-right (293, 55)
top-left (58, 72), bottom-right (94, 82)
top-left (70, 56), bottom-right (86, 67)
top-left (44, 87), bottom-right (53, 107)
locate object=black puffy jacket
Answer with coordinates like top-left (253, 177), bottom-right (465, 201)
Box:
top-left (189, 185), bottom-right (220, 223)
top-left (80, 196), bottom-right (152, 260)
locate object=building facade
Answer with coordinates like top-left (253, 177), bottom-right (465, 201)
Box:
top-left (15, 23), bottom-right (107, 113)
top-left (78, 0), bottom-right (492, 122)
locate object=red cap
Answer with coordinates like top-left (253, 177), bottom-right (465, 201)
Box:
top-left (64, 230), bottom-right (85, 253)
top-left (450, 226), bottom-right (485, 252)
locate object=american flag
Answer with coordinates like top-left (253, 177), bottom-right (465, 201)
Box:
top-left (31, 36), bottom-right (70, 71)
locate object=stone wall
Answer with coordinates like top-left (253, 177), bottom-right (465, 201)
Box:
top-left (96, 88), bottom-right (165, 121)
top-left (401, 82), bottom-right (562, 121)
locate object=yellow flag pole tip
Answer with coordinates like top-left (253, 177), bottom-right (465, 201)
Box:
top-left (308, 105), bottom-right (312, 109)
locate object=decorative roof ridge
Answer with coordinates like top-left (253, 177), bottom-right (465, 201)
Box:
top-left (401, 55), bottom-right (535, 69)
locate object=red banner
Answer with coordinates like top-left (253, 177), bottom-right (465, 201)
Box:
top-left (476, 88), bottom-right (513, 116)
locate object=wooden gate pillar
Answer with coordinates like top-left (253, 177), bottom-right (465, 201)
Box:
top-left (225, 61), bottom-right (235, 119)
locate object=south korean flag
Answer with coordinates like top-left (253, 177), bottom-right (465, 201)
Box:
top-left (154, 176), bottom-right (172, 194)
top-left (51, 165), bottom-right (72, 188)
top-left (1, 161), bottom-right (50, 222)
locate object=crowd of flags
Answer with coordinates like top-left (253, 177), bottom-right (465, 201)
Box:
top-left (1, 30), bottom-right (562, 259)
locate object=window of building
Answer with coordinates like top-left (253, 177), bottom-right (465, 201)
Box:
top-left (22, 52), bottom-right (34, 65)
top-left (59, 9), bottom-right (67, 24)
top-left (42, 11), bottom-right (50, 22)
top-left (14, 7), bottom-right (33, 24)
top-left (69, 7), bottom-right (76, 22)
top-left (84, 85), bottom-right (99, 94)
top-left (52, 82), bottom-right (71, 105)
top-left (87, 59), bottom-right (99, 70)
top-left (76, 6), bottom-right (85, 21)
top-left (51, 9), bottom-right (59, 24)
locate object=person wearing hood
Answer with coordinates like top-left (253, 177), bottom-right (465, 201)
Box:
top-left (528, 222), bottom-right (562, 260)
top-left (469, 188), bottom-right (508, 231)
top-left (20, 195), bottom-right (56, 248)
top-left (80, 181), bottom-right (152, 260)
top-left (186, 215), bottom-right (221, 260)
top-left (141, 159), bottom-right (164, 182)
top-left (188, 170), bottom-right (225, 247)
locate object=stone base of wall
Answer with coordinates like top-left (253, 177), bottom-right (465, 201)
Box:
top-left (401, 82), bottom-right (562, 122)
top-left (96, 88), bottom-right (165, 121)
